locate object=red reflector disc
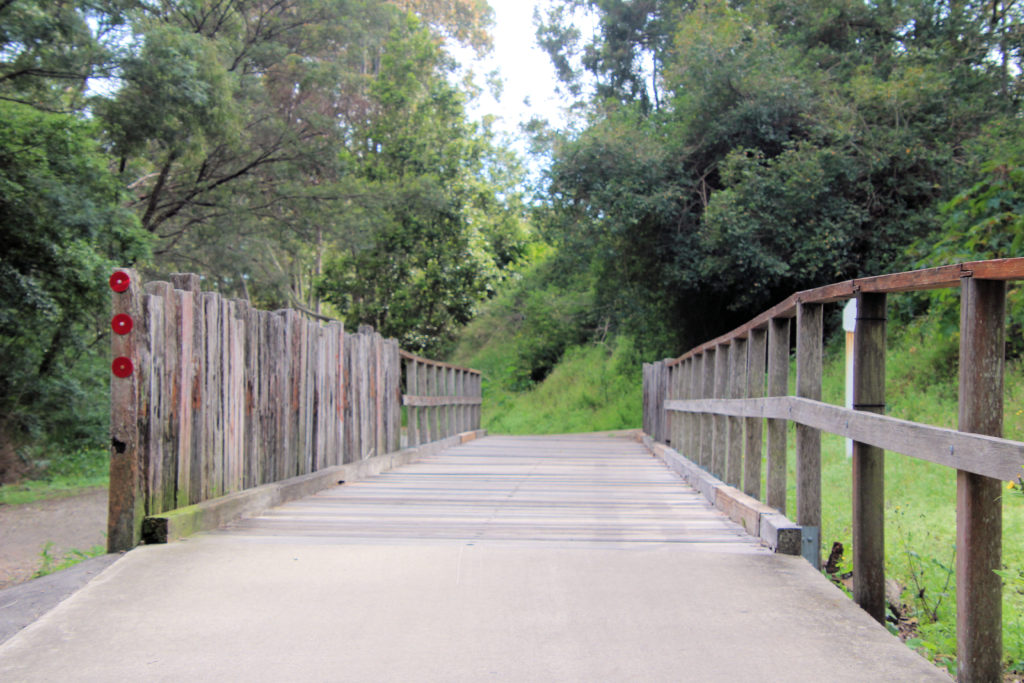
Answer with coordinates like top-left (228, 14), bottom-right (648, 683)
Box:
top-left (111, 314), bottom-right (134, 335)
top-left (109, 271), bottom-right (131, 293)
top-left (112, 357), bottom-right (134, 378)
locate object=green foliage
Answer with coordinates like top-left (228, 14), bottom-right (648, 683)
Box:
top-left (450, 250), bottom-right (598, 389)
top-left (475, 336), bottom-right (642, 436)
top-left (532, 0), bottom-right (1020, 352)
top-left (815, 323), bottom-right (1024, 675)
top-left (0, 0), bottom-right (130, 112)
top-left (0, 474), bottom-right (107, 506)
top-left (911, 117), bottom-right (1024, 357)
top-left (0, 101), bottom-right (149, 480)
top-left (316, 17), bottom-right (529, 356)
top-left (703, 144), bottom-right (865, 311)
top-left (2, 0), bottom-right (520, 479)
top-left (33, 541), bottom-right (106, 579)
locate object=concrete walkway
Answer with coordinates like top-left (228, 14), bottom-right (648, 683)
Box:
top-left (0, 434), bottom-right (948, 681)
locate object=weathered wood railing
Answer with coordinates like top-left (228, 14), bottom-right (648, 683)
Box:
top-left (402, 351), bottom-right (482, 447)
top-left (642, 258), bottom-right (1024, 683)
top-left (108, 269), bottom-right (480, 552)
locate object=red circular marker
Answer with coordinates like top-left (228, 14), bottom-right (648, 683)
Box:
top-left (109, 271), bottom-right (131, 293)
top-left (111, 314), bottom-right (134, 335)
top-left (112, 357), bottom-right (134, 378)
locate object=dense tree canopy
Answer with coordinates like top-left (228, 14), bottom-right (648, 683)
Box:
top-left (0, 0), bottom-right (525, 478)
top-left (533, 0), bottom-right (1024, 353)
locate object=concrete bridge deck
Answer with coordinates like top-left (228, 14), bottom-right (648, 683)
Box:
top-left (0, 434), bottom-right (948, 681)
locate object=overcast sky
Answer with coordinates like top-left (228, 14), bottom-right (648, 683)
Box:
top-left (452, 0), bottom-right (571, 139)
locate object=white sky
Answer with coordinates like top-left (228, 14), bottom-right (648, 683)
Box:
top-left (452, 0), bottom-right (571, 140)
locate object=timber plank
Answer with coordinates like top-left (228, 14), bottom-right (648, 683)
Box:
top-left (664, 396), bottom-right (1024, 482)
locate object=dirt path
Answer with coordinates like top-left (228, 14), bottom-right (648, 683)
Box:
top-left (0, 489), bottom-right (108, 590)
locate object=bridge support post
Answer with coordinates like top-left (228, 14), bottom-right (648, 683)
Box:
top-left (766, 318), bottom-right (790, 514)
top-left (726, 339), bottom-right (746, 487)
top-left (796, 302), bottom-right (822, 569)
top-left (956, 277), bottom-right (1005, 683)
top-left (852, 292), bottom-right (886, 624)
top-left (109, 269), bottom-right (146, 552)
top-left (686, 358), bottom-right (699, 461)
top-left (712, 345), bottom-right (728, 478)
top-left (744, 328), bottom-right (766, 500)
top-left (700, 349), bottom-right (715, 471)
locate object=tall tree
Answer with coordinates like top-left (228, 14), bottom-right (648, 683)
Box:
top-left (0, 101), bottom-right (148, 481)
top-left (533, 0), bottom-right (1022, 350)
top-left (318, 16), bottom-right (528, 355)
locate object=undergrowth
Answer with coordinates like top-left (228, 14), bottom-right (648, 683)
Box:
top-left (0, 447), bottom-right (108, 506)
top-left (33, 541), bottom-right (106, 579)
top-left (465, 335), bottom-right (642, 435)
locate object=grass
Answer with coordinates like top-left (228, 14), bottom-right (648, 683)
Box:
top-left (811, 322), bottom-right (1024, 676)
top-left (0, 446), bottom-right (109, 506)
top-left (0, 474), bottom-right (108, 506)
top-left (462, 335), bottom-right (643, 435)
top-left (33, 541), bottom-right (107, 579)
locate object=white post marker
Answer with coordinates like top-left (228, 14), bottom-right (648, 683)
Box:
top-left (843, 298), bottom-right (857, 457)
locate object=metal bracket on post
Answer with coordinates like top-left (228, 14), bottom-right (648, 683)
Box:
top-left (802, 526), bottom-right (820, 568)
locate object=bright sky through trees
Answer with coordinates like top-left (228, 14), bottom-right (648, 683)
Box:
top-left (453, 0), bottom-right (569, 137)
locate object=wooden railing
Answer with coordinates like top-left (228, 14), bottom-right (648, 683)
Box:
top-left (401, 351), bottom-right (482, 447)
top-left (108, 269), bottom-right (480, 552)
top-left (642, 258), bottom-right (1024, 683)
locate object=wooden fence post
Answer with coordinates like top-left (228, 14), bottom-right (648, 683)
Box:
top-left (744, 328), bottom-right (766, 499)
top-left (956, 277), bottom-right (1005, 683)
top-left (475, 372), bottom-right (483, 430)
top-left (169, 274), bottom-right (200, 507)
top-left (666, 363), bottom-right (676, 447)
top-left (109, 269), bottom-right (146, 552)
top-left (406, 357), bottom-right (418, 447)
top-left (852, 292), bottom-right (887, 623)
top-left (726, 339), bottom-right (746, 487)
top-left (446, 366), bottom-right (456, 438)
top-left (712, 345), bottom-right (728, 478)
top-left (767, 318), bottom-right (790, 513)
top-left (796, 302), bottom-right (823, 568)
top-left (143, 281), bottom-right (174, 516)
top-left (657, 360), bottom-right (669, 443)
top-left (700, 350), bottom-right (714, 470)
top-left (692, 356), bottom-right (700, 462)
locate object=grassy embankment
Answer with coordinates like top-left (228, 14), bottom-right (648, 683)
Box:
top-left (0, 453), bottom-right (107, 506)
top-left (453, 308), bottom-right (1024, 676)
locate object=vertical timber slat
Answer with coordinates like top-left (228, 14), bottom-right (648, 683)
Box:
top-left (712, 346), bottom-right (728, 478)
top-left (852, 292), bottom-right (887, 624)
top-left (700, 351), bottom-right (714, 471)
top-left (796, 302), bottom-right (823, 569)
top-left (767, 317), bottom-right (790, 513)
top-left (956, 277), bottom-right (1005, 683)
top-left (744, 328), bottom-right (766, 500)
top-left (726, 339), bottom-right (745, 487)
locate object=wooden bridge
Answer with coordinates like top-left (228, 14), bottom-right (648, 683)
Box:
top-left (2, 260), bottom-right (1023, 681)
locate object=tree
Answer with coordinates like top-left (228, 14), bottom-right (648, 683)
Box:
top-left (317, 16), bottom-right (528, 355)
top-left (0, 0), bottom-right (132, 113)
top-left (532, 0), bottom-right (1022, 351)
top-left (0, 100), bottom-right (149, 481)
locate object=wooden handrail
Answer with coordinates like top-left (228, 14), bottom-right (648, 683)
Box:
top-left (643, 258), bottom-right (1023, 682)
top-left (401, 352), bottom-right (482, 447)
top-left (668, 257), bottom-right (1024, 365)
top-left (399, 349), bottom-right (481, 375)
top-left (667, 396), bottom-right (1024, 481)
